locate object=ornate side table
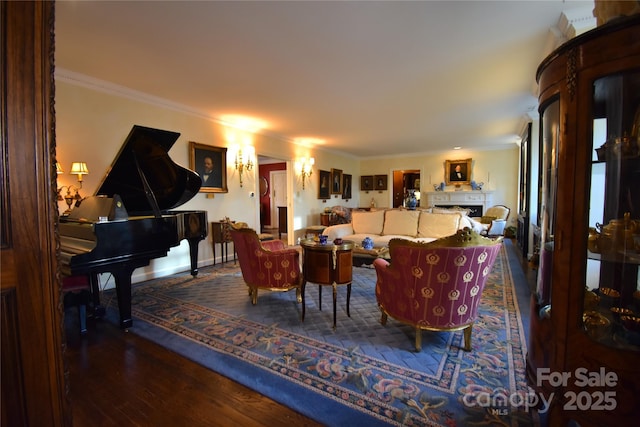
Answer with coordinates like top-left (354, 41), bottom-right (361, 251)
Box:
top-left (300, 239), bottom-right (354, 330)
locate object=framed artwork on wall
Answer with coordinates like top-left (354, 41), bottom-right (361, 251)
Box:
top-left (342, 174), bottom-right (352, 199)
top-left (330, 168), bottom-right (343, 194)
top-left (445, 158), bottom-right (472, 185)
top-left (318, 169), bottom-right (331, 199)
top-left (189, 141), bottom-right (228, 193)
top-left (374, 174), bottom-right (388, 191)
top-left (360, 175), bottom-right (373, 191)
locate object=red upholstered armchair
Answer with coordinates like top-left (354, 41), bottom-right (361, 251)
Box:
top-left (230, 227), bottom-right (303, 306)
top-left (373, 229), bottom-right (502, 352)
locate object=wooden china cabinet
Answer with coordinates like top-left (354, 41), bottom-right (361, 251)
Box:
top-left (527, 15), bottom-right (640, 426)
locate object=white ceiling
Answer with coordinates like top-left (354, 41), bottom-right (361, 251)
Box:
top-left (55, 0), bottom-right (596, 158)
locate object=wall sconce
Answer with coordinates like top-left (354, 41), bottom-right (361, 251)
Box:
top-left (234, 147), bottom-right (254, 187)
top-left (69, 162), bottom-right (89, 185)
top-left (295, 157), bottom-right (314, 189)
top-left (57, 161), bottom-right (89, 214)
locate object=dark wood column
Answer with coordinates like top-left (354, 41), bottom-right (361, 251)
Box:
top-left (1, 1), bottom-right (69, 426)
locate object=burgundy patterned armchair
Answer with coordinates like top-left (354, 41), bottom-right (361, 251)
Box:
top-left (230, 227), bottom-right (303, 306)
top-left (373, 229), bottom-right (502, 352)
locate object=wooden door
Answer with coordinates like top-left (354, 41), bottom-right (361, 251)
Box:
top-left (1, 2), bottom-right (69, 425)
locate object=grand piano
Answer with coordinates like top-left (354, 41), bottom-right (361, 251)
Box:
top-left (59, 125), bottom-right (208, 329)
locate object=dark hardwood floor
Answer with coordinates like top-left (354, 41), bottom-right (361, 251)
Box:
top-left (65, 314), bottom-right (322, 427)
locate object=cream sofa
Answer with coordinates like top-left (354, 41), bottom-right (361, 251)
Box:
top-left (321, 208), bottom-right (485, 247)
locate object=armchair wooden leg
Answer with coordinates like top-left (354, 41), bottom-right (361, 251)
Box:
top-left (380, 312), bottom-right (388, 325)
top-left (250, 288), bottom-right (258, 305)
top-left (295, 287), bottom-right (302, 303)
top-left (415, 328), bottom-right (422, 352)
top-left (463, 325), bottom-right (473, 351)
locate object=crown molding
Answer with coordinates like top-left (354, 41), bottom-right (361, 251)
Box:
top-left (559, 7), bottom-right (598, 38)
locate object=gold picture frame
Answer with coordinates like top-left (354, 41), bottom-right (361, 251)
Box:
top-left (189, 141), bottom-right (228, 193)
top-left (318, 170), bottom-right (331, 199)
top-left (360, 175), bottom-right (373, 191)
top-left (342, 174), bottom-right (352, 199)
top-left (374, 174), bottom-right (387, 191)
top-left (445, 158), bottom-right (472, 185)
top-left (330, 168), bottom-right (343, 194)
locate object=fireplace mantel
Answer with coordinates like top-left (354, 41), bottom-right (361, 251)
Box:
top-left (425, 190), bottom-right (494, 217)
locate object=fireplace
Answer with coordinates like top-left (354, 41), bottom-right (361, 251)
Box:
top-left (426, 190), bottom-right (493, 218)
top-left (435, 204), bottom-right (483, 217)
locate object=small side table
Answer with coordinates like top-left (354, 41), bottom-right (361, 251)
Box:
top-left (211, 221), bottom-right (235, 264)
top-left (300, 239), bottom-right (354, 330)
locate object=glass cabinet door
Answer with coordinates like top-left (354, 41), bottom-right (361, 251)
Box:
top-left (584, 70), bottom-right (640, 351)
top-left (536, 98), bottom-right (560, 309)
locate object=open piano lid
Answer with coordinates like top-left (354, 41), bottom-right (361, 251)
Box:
top-left (96, 125), bottom-right (202, 215)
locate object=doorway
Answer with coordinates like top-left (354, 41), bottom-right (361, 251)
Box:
top-left (270, 170), bottom-right (287, 228)
top-left (257, 156), bottom-right (287, 233)
top-left (392, 169), bottom-right (420, 208)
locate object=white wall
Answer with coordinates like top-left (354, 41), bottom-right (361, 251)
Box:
top-left (55, 78), bottom-right (355, 284)
top-left (56, 76), bottom-right (520, 285)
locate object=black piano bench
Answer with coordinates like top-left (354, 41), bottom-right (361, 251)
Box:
top-left (62, 275), bottom-right (91, 335)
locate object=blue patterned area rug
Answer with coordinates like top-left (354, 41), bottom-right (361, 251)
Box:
top-left (102, 240), bottom-right (539, 426)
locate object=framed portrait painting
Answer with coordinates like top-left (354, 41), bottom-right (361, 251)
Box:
top-left (330, 168), bottom-right (343, 195)
top-left (342, 174), bottom-right (352, 199)
top-left (445, 158), bottom-right (472, 185)
top-left (360, 175), bottom-right (373, 191)
top-left (318, 170), bottom-right (331, 199)
top-left (189, 141), bottom-right (228, 193)
top-left (374, 174), bottom-right (388, 191)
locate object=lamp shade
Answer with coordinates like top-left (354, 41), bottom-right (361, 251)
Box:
top-left (70, 162), bottom-right (89, 181)
top-left (69, 162), bottom-right (89, 175)
top-left (55, 162), bottom-right (64, 174)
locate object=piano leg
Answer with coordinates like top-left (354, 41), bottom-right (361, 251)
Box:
top-left (186, 237), bottom-right (202, 276)
top-left (89, 273), bottom-right (105, 319)
top-left (112, 266), bottom-right (138, 329)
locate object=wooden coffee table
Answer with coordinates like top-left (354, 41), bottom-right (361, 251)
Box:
top-left (352, 245), bottom-right (390, 267)
top-left (300, 239), bottom-right (354, 330)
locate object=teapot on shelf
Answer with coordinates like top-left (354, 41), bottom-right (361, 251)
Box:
top-left (590, 212), bottom-right (639, 255)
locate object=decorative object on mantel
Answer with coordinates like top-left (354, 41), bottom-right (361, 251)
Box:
top-left (470, 180), bottom-right (485, 191)
top-left (433, 182), bottom-right (445, 191)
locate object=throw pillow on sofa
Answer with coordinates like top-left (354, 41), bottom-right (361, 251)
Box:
top-left (382, 209), bottom-right (420, 237)
top-left (417, 212), bottom-right (461, 238)
top-left (351, 210), bottom-right (385, 235)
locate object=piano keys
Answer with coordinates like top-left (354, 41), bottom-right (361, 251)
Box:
top-left (59, 125), bottom-right (208, 329)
